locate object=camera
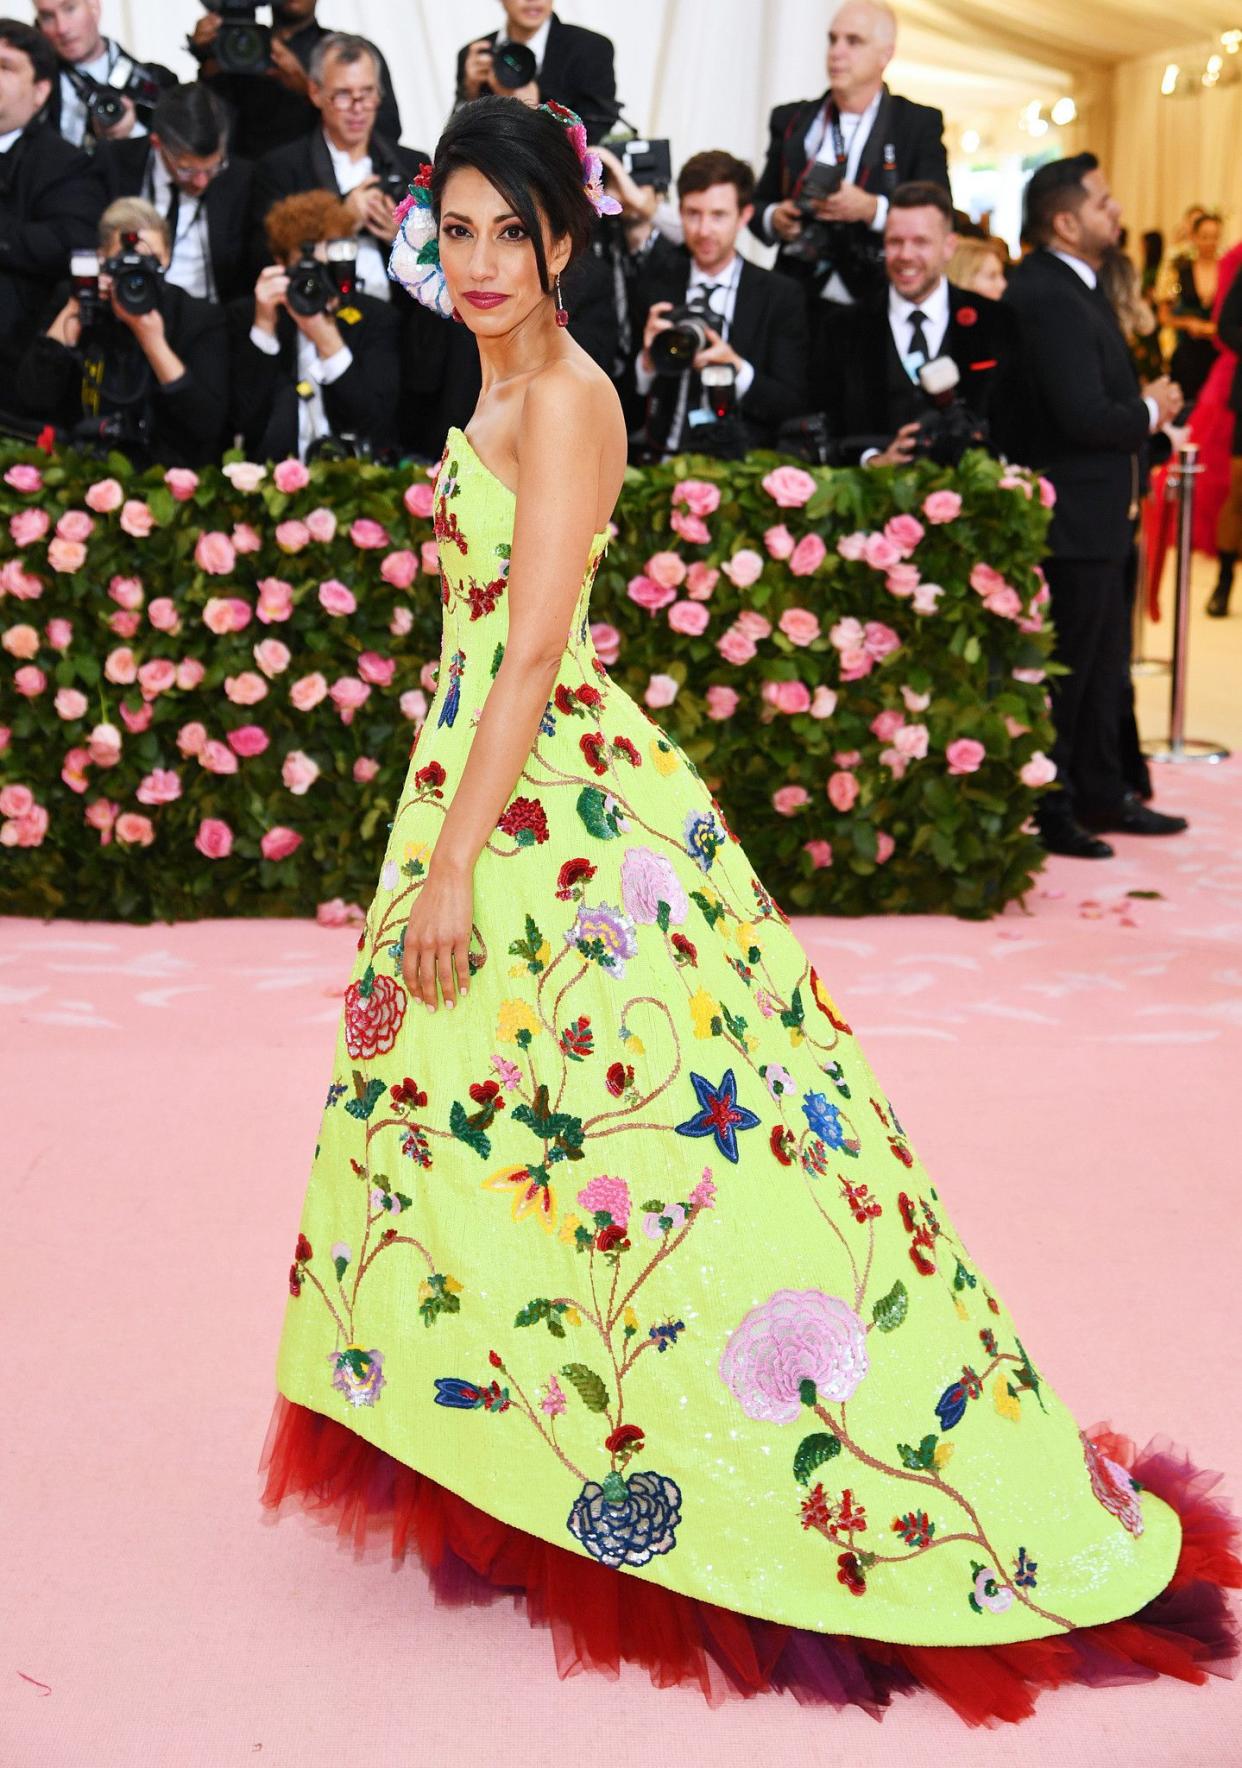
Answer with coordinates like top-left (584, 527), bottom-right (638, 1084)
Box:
top-left (599, 132), bottom-right (673, 191)
top-left (208, 1), bottom-right (273, 76)
top-left (285, 238), bottom-right (358, 317)
top-left (649, 292), bottom-right (718, 375)
top-left (375, 167), bottom-right (410, 205)
top-left (66, 54), bottom-right (162, 129)
top-left (489, 40), bottom-right (537, 90)
top-left (786, 160), bottom-right (843, 262)
top-left (907, 357), bottom-right (989, 467)
top-left (102, 233), bottom-right (165, 317)
top-left (70, 250), bottom-right (107, 333)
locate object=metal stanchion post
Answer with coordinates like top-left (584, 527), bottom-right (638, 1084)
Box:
top-left (1145, 440), bottom-right (1230, 764)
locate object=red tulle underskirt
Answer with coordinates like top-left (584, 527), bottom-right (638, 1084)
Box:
top-left (258, 1394), bottom-right (1241, 1726)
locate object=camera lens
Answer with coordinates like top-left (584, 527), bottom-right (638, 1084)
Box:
top-left (91, 90), bottom-right (125, 126)
top-left (491, 42), bottom-right (537, 90)
top-left (114, 267), bottom-right (160, 315)
top-left (219, 21), bottom-right (269, 73)
top-left (287, 268), bottom-right (327, 317)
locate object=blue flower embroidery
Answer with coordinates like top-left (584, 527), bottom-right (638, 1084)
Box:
top-left (567, 1468), bottom-right (683, 1568)
top-left (936, 1379), bottom-right (969, 1431)
top-left (802, 1091), bottom-right (846, 1148)
top-left (674, 1068), bottom-right (761, 1163)
top-left (683, 809), bottom-right (720, 872)
top-left (437, 648), bottom-right (465, 728)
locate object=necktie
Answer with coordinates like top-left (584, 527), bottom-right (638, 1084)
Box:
top-left (164, 182), bottom-right (180, 243)
top-left (908, 308), bottom-right (930, 361)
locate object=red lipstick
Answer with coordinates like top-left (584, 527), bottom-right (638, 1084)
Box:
top-left (463, 291), bottom-right (509, 309)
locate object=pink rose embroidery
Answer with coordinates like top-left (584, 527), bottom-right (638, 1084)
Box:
top-left (719, 1289), bottom-right (868, 1423)
top-left (343, 971), bottom-right (407, 1058)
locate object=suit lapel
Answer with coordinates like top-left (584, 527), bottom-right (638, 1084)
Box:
top-left (783, 92), bottom-right (828, 194)
top-left (309, 129), bottom-right (337, 195)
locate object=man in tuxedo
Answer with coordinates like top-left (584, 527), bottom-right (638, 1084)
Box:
top-left (34, 0), bottom-right (174, 147)
top-left (824, 180), bottom-right (1013, 465)
top-left (229, 188), bottom-right (399, 461)
top-left (748, 1), bottom-right (948, 383)
top-left (250, 34), bottom-right (426, 304)
top-left (632, 150), bottom-right (809, 460)
top-left (0, 20), bottom-right (101, 377)
top-left (93, 85), bottom-right (254, 305)
top-left (456, 2), bottom-right (617, 143)
top-left (190, 0), bottom-right (402, 164)
top-left (1003, 154), bottom-right (1187, 857)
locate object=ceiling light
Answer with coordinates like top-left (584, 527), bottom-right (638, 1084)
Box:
top-left (1050, 96), bottom-right (1077, 125)
top-left (961, 128), bottom-right (981, 152)
top-left (1161, 62), bottom-right (1179, 93)
top-left (1221, 29), bottom-right (1241, 51)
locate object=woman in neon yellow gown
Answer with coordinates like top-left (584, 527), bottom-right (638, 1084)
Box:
top-left (260, 98), bottom-right (1240, 1723)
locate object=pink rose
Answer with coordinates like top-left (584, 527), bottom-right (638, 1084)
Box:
top-left (763, 679), bottom-right (811, 715)
top-left (318, 579), bottom-right (357, 617)
top-left (109, 574), bottom-right (144, 610)
top-left (47, 538), bottom-right (86, 574)
top-left (390, 605), bottom-right (414, 637)
top-left (885, 563), bottom-right (920, 597)
top-left (870, 708), bottom-right (904, 742)
top-left (2, 622), bottom-right (39, 659)
top-left (353, 756), bottom-right (380, 782)
top-left (894, 721), bottom-right (929, 760)
top-left (884, 513), bottom-right (924, 556)
top-left (85, 478), bottom-right (123, 513)
top-left (672, 479), bottom-right (721, 517)
top-left (684, 561), bottom-right (718, 600)
top-left (670, 507), bottom-right (711, 545)
top-left (87, 722), bottom-right (122, 766)
top-left (10, 507), bottom-right (49, 545)
top-left (836, 531), bottom-right (867, 561)
top-left (735, 611), bottom-right (771, 640)
top-left (232, 522), bottom-right (262, 555)
top-left (399, 688), bottom-right (428, 723)
top-left (627, 573), bottom-right (676, 612)
top-left (831, 615), bottom-right (866, 653)
top-left (1, 803), bottom-right (49, 847)
top-left (778, 607), bottom-right (821, 647)
top-left (305, 507), bottom-right (337, 543)
top-left (84, 797), bottom-right (117, 838)
top-left (864, 621), bottom-right (901, 659)
top-left (202, 596), bottom-right (250, 635)
top-left (256, 577), bottom-right (294, 623)
top-left (289, 672), bottom-right (328, 711)
top-left (912, 581), bottom-right (944, 615)
top-left (922, 489), bottom-right (962, 524)
top-left (985, 586), bottom-right (1023, 620)
top-left (4, 463), bottom-right (42, 492)
top-left (1038, 476), bottom-right (1057, 508)
top-left (668, 599), bottom-right (709, 636)
top-left (380, 549), bottom-right (417, 589)
top-left (350, 518), bottom-right (389, 549)
top-left (225, 671), bottom-right (268, 706)
top-left (109, 611), bottom-right (141, 639)
top-left (135, 768), bottom-right (181, 806)
top-left (827, 770), bottom-right (859, 813)
top-left (13, 664), bottom-right (46, 696)
top-left (177, 721), bottom-right (208, 757)
top-left (194, 817), bottom-right (233, 860)
top-left (764, 524), bottom-right (795, 560)
top-left (772, 785), bottom-right (809, 815)
top-left (147, 596), bottom-right (180, 633)
top-left (0, 559), bottom-right (43, 598)
top-left (643, 672), bottom-right (679, 709)
top-left (1020, 751), bottom-right (1057, 788)
top-left (722, 548), bottom-right (763, 588)
top-left (227, 724), bottom-right (270, 758)
top-left (56, 509), bottom-right (94, 542)
top-left (646, 550), bottom-right (686, 590)
top-left (261, 825), bottom-right (303, 861)
top-left (590, 622), bottom-right (620, 664)
top-left (273, 457), bottom-right (310, 493)
top-left (358, 651), bottom-right (395, 687)
top-left (717, 626), bottom-right (757, 665)
top-left (970, 561), bottom-right (1007, 598)
top-left (120, 700), bottom-right (153, 735)
top-left (834, 751), bottom-right (861, 768)
top-left (705, 684), bottom-right (739, 720)
top-left (902, 685), bottom-right (931, 712)
top-left (199, 739), bottom-right (239, 775)
top-left (330, 676), bottom-right (370, 722)
top-left (254, 638), bottom-right (291, 677)
top-left (315, 897), bottom-right (364, 927)
top-left (875, 832), bottom-right (895, 865)
top-left (282, 749), bottom-right (321, 794)
top-left (222, 461), bottom-right (266, 492)
top-left (164, 467), bottom-right (199, 501)
top-left (761, 464), bottom-right (817, 508)
top-left (54, 686), bottom-right (88, 720)
top-left (839, 649), bottom-right (873, 681)
top-left (120, 499), bottom-right (154, 538)
top-left (176, 658), bottom-right (204, 691)
top-left (420, 540), bottom-right (440, 575)
top-left (0, 783), bottom-right (34, 816)
top-left (275, 520), bottom-right (310, 553)
top-left (114, 812), bottom-right (155, 846)
top-left (946, 737), bottom-right (986, 775)
top-left (1012, 667), bottom-right (1046, 684)
top-left (804, 839), bottom-right (833, 869)
top-left (788, 533), bottom-right (827, 577)
top-left (0, 727), bottom-right (9, 753)
top-left (195, 530), bottom-right (235, 575)
top-left (862, 532), bottom-right (901, 571)
top-left (62, 749), bottom-right (91, 794)
top-left (404, 480), bottom-right (435, 519)
top-left (137, 659), bottom-right (177, 699)
top-left (810, 685), bottom-right (837, 718)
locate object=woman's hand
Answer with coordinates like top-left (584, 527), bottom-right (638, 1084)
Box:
top-left (401, 859), bottom-right (473, 1012)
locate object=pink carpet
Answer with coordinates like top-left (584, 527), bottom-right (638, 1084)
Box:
top-left (3, 761), bottom-right (1238, 1768)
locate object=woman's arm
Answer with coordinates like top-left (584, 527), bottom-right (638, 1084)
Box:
top-left (401, 371), bottom-right (614, 1013)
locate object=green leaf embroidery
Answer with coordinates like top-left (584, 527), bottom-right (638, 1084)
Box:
top-left (514, 1297), bottom-right (569, 1337)
top-left (897, 1433), bottom-right (939, 1471)
top-left (793, 1432), bottom-right (842, 1485)
top-left (507, 913), bottom-right (546, 975)
top-left (345, 1074), bottom-right (385, 1120)
top-left (655, 899), bottom-right (671, 933)
top-left (872, 1279), bottom-right (909, 1332)
top-left (559, 1362), bottom-right (610, 1413)
top-left (576, 784), bottom-right (621, 840)
top-left (450, 1098), bottom-right (491, 1159)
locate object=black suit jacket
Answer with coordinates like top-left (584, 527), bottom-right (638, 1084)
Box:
top-left (748, 86), bottom-right (948, 300)
top-left (825, 282), bottom-right (1014, 462)
top-left (632, 243), bottom-right (810, 451)
top-left (0, 123), bottom-right (103, 374)
top-left (1000, 250), bottom-right (1150, 559)
top-left (93, 137), bottom-right (255, 305)
top-left (16, 280), bottom-right (229, 466)
top-left (250, 128), bottom-right (428, 276)
top-left (39, 42), bottom-right (176, 144)
top-left (454, 14), bottom-right (617, 142)
top-left (227, 292), bottom-right (400, 461)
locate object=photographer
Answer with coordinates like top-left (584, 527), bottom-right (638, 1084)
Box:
top-left (190, 0), bottom-right (401, 163)
top-left (824, 181), bottom-right (1014, 466)
top-left (0, 19), bottom-right (101, 376)
top-left (34, 0), bottom-right (174, 146)
top-left (228, 187), bottom-right (399, 461)
top-left (94, 84), bottom-right (255, 304)
top-left (632, 149), bottom-right (808, 460)
top-left (250, 34), bottom-right (426, 302)
top-left (456, 2), bottom-right (617, 143)
top-left (16, 196), bottom-right (229, 465)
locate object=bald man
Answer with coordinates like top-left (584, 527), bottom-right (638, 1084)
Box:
top-left (750, 1), bottom-right (948, 382)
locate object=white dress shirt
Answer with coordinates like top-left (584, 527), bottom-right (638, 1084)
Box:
top-left (325, 134), bottom-right (391, 303)
top-left (0, 127), bottom-right (22, 155)
top-left (1051, 249), bottom-right (1160, 433)
top-left (247, 324), bottom-right (354, 462)
top-left (634, 253), bottom-right (756, 453)
top-left (146, 152), bottom-right (215, 301)
top-left (58, 41), bottom-right (147, 149)
top-left (888, 276), bottom-right (951, 369)
top-left (764, 89), bottom-right (887, 305)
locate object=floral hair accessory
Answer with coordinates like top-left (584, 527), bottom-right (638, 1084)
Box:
top-left (538, 101), bottom-right (622, 218)
top-left (388, 164), bottom-right (453, 319)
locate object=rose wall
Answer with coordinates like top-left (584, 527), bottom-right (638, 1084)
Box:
top-left (0, 444), bottom-right (1057, 923)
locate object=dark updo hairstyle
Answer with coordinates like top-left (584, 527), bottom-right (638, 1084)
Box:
top-left (429, 96), bottom-right (595, 295)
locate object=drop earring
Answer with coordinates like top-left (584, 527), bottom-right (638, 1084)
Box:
top-left (451, 305), bottom-right (465, 324)
top-left (554, 271), bottom-right (568, 327)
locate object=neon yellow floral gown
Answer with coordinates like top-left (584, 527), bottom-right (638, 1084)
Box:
top-left (264, 425), bottom-right (1214, 1715)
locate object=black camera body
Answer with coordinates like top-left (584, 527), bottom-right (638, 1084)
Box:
top-left (909, 357), bottom-right (989, 467)
top-left (285, 239), bottom-right (358, 317)
top-left (786, 160), bottom-right (844, 263)
top-left (210, 0), bottom-right (273, 75)
top-left (649, 293), bottom-right (718, 376)
top-left (375, 166), bottom-right (410, 205)
top-left (67, 53), bottom-right (162, 129)
top-left (489, 40), bottom-right (537, 90)
top-left (599, 133), bottom-right (673, 191)
top-left (103, 232), bottom-right (165, 317)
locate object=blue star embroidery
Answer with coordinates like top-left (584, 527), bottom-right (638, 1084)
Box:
top-left (674, 1068), bottom-right (760, 1163)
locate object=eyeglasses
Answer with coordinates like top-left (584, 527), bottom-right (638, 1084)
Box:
top-left (325, 87), bottom-right (381, 112)
top-left (165, 152), bottom-right (229, 187)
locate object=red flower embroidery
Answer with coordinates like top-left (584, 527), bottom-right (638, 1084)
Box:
top-left (837, 1552), bottom-right (868, 1596)
top-left (612, 735), bottom-right (641, 767)
top-left (391, 1075), bottom-right (428, 1109)
top-left (412, 163), bottom-right (433, 191)
top-left (434, 498), bottom-right (467, 554)
top-left (554, 684), bottom-right (578, 716)
top-left (580, 731), bottom-right (607, 776)
top-left (488, 1349), bottom-right (504, 1368)
top-left (671, 932), bottom-right (698, 966)
top-left (294, 1233), bottom-right (313, 1263)
top-left (556, 856), bottom-right (596, 899)
top-left (343, 972), bottom-right (407, 1059)
top-left (498, 796), bottom-right (549, 844)
top-left (605, 1060), bottom-right (633, 1096)
top-left (288, 1263), bottom-right (302, 1296)
top-left (469, 1079), bottom-right (505, 1109)
top-left (604, 1423), bottom-right (645, 1455)
top-left (770, 1124), bottom-right (794, 1165)
top-left (466, 575), bottom-right (505, 620)
top-left (415, 760), bottom-right (446, 797)
top-left (575, 683), bottom-right (603, 708)
top-left (957, 305), bottom-right (978, 327)
top-left (596, 1222), bottom-right (629, 1252)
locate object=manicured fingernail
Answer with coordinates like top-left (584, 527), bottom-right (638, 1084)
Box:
top-left (446, 999), bottom-right (455, 1010)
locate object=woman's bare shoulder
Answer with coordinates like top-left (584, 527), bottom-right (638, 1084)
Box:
top-left (518, 356), bottom-right (625, 456)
